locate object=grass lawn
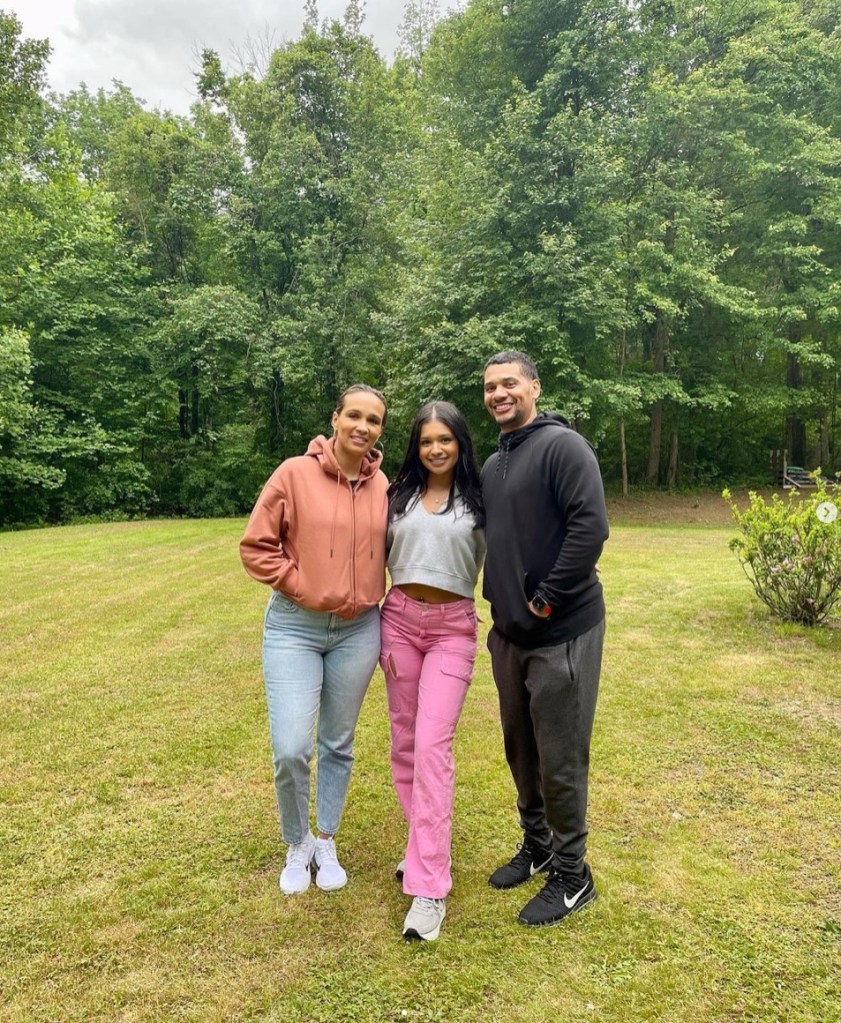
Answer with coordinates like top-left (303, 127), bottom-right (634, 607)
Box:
top-left (1, 499), bottom-right (839, 1022)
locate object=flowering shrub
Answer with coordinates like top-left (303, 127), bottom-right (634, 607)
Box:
top-left (723, 476), bottom-right (841, 626)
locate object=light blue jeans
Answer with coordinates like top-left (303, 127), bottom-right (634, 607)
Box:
top-left (262, 593), bottom-right (380, 845)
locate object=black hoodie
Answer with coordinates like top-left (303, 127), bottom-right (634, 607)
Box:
top-left (481, 412), bottom-right (609, 647)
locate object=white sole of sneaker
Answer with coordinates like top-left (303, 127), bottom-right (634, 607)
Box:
top-left (315, 875), bottom-right (347, 892)
top-left (517, 888), bottom-right (597, 926)
top-left (402, 922), bottom-right (442, 941)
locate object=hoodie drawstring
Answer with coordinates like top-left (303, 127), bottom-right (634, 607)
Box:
top-left (329, 471), bottom-right (341, 558)
top-left (496, 434), bottom-right (512, 480)
top-left (368, 485), bottom-right (374, 559)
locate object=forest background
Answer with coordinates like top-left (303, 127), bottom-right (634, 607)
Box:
top-left (2, 0), bottom-right (841, 527)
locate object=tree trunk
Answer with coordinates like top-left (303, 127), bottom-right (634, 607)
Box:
top-left (647, 402), bottom-right (662, 484)
top-left (178, 389), bottom-right (189, 439)
top-left (617, 324), bottom-right (629, 497)
top-left (620, 418), bottom-right (629, 497)
top-left (785, 350), bottom-right (806, 465)
top-left (269, 370), bottom-right (284, 451)
top-left (667, 429), bottom-right (679, 489)
top-left (646, 217), bottom-right (675, 487)
top-left (202, 397), bottom-right (212, 449)
top-left (190, 362), bottom-right (200, 438)
top-left (646, 311), bottom-right (669, 484)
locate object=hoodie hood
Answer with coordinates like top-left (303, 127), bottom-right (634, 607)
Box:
top-left (495, 412), bottom-right (570, 478)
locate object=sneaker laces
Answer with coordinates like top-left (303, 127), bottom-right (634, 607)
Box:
top-left (414, 897), bottom-right (442, 911)
top-left (512, 841), bottom-right (550, 868)
top-left (509, 843), bottom-right (533, 868)
top-left (534, 869), bottom-right (568, 904)
top-left (286, 839), bottom-right (313, 869)
top-left (317, 838), bottom-right (339, 865)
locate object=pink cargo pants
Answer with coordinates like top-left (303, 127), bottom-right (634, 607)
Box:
top-left (379, 587), bottom-right (478, 899)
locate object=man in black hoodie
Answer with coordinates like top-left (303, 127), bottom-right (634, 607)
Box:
top-left (481, 350), bottom-right (609, 927)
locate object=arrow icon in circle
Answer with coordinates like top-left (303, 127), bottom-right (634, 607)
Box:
top-left (816, 501), bottom-right (838, 523)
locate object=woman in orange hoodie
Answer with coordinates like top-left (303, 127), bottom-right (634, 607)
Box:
top-left (240, 385), bottom-right (388, 896)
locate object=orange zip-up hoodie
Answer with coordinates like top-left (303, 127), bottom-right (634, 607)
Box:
top-left (239, 435), bottom-right (388, 619)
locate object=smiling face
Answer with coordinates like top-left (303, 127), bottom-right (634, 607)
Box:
top-left (331, 392), bottom-right (386, 469)
top-left (418, 417), bottom-right (459, 484)
top-left (483, 361), bottom-right (541, 433)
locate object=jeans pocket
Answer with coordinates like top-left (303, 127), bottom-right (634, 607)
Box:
top-left (382, 649), bottom-right (414, 720)
top-left (265, 592), bottom-right (299, 626)
top-left (462, 604), bottom-right (480, 631)
top-left (380, 649), bottom-right (398, 681)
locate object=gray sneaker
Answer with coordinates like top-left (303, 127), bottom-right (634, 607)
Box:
top-left (402, 897), bottom-right (446, 941)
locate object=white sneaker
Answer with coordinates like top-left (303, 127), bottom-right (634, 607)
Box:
top-left (314, 836), bottom-right (348, 891)
top-left (402, 897), bottom-right (446, 941)
top-left (279, 832), bottom-right (315, 895)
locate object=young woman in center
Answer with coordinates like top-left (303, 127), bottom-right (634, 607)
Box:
top-left (380, 401), bottom-right (485, 941)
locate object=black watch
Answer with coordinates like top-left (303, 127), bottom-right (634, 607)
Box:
top-left (531, 592), bottom-right (552, 616)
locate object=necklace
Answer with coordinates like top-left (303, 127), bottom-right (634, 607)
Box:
top-left (426, 490), bottom-right (449, 505)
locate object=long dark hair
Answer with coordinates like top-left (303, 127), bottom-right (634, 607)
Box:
top-left (388, 401), bottom-right (484, 526)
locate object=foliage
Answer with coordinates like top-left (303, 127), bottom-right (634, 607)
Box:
top-left (0, 9), bottom-right (49, 153)
top-left (2, 1), bottom-right (841, 523)
top-left (0, 328), bottom-right (65, 514)
top-left (724, 477), bottom-right (841, 625)
top-left (220, 11), bottom-right (403, 449)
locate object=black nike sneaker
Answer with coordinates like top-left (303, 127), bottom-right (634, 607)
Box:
top-left (518, 863), bottom-right (597, 926)
top-left (488, 842), bottom-right (554, 890)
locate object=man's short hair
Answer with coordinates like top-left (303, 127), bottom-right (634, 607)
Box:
top-left (484, 350), bottom-right (539, 380)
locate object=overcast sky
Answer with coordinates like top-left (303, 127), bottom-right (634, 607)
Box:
top-left (11, 0), bottom-right (406, 114)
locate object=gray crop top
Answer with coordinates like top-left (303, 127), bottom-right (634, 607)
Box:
top-left (386, 491), bottom-right (485, 599)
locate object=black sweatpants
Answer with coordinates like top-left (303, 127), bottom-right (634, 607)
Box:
top-left (488, 618), bottom-right (605, 873)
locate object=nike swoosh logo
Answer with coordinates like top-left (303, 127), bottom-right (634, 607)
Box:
top-left (564, 883), bottom-right (589, 909)
top-left (530, 855), bottom-right (553, 876)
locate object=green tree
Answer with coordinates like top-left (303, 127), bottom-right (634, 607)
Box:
top-left (0, 328), bottom-right (66, 522)
top-left (217, 9), bottom-right (404, 456)
top-left (0, 9), bottom-right (49, 156)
